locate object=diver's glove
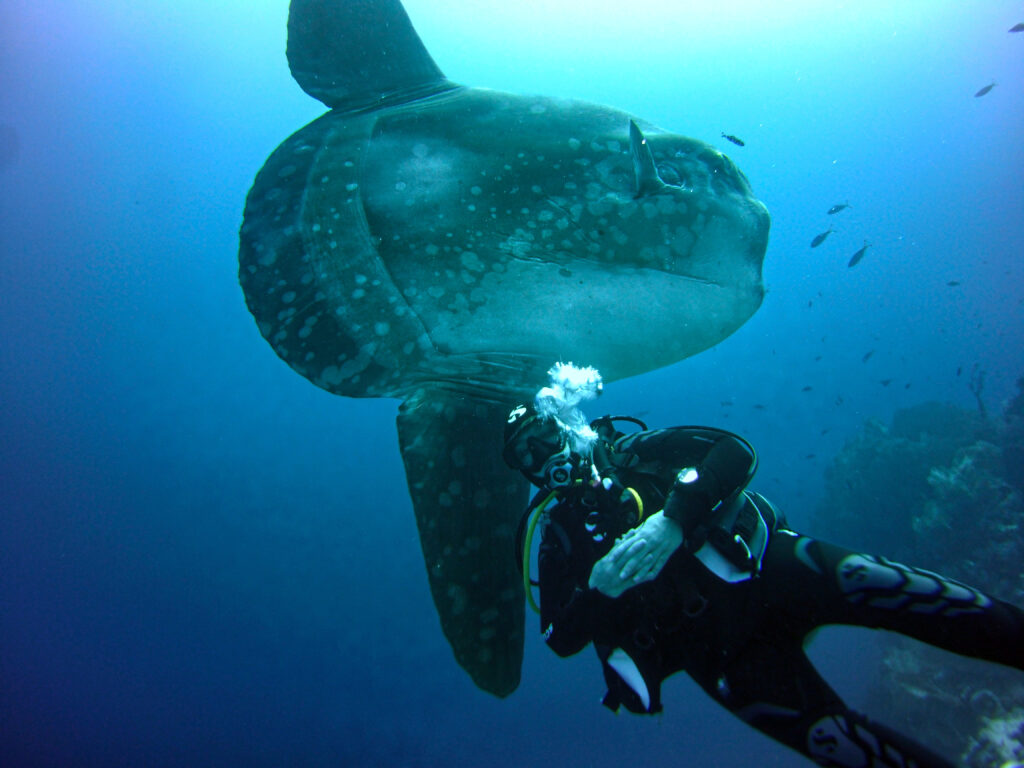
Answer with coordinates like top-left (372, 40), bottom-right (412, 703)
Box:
top-left (588, 511), bottom-right (684, 598)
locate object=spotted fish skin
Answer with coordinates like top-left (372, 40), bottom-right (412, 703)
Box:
top-left (240, 88), bottom-right (769, 400)
top-left (239, 0), bottom-right (770, 697)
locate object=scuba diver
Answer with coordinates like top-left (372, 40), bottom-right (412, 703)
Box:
top-left (504, 363), bottom-right (1024, 768)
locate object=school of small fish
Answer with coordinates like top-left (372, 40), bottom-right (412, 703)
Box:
top-left (774, 19), bottom-right (1024, 412)
top-left (802, 19), bottom-right (1020, 275)
top-left (808, 203), bottom-right (869, 268)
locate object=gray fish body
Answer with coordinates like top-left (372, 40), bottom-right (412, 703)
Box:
top-left (239, 0), bottom-right (769, 697)
top-left (810, 227), bottom-right (833, 248)
top-left (848, 242), bottom-right (870, 268)
top-left (241, 89), bottom-right (768, 397)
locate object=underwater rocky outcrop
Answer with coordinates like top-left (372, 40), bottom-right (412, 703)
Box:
top-left (814, 377), bottom-right (1024, 764)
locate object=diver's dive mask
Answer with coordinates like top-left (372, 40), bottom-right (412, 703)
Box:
top-left (504, 363), bottom-right (603, 488)
top-left (503, 404), bottom-right (584, 488)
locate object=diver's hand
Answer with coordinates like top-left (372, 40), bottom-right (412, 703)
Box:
top-left (588, 511), bottom-right (684, 598)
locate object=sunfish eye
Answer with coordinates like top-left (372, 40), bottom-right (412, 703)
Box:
top-left (656, 163), bottom-right (683, 188)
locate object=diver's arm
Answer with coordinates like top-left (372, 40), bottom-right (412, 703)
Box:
top-left (662, 434), bottom-right (754, 534)
top-left (589, 434), bottom-right (753, 597)
top-left (538, 512), bottom-right (606, 656)
top-left (542, 585), bottom-right (610, 656)
top-left (588, 511), bottom-right (683, 597)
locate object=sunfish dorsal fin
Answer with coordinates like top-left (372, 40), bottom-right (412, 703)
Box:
top-left (629, 120), bottom-right (668, 197)
top-left (287, 0), bottom-right (456, 110)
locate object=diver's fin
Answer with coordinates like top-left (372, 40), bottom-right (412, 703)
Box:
top-left (287, 0), bottom-right (457, 110)
top-left (607, 648), bottom-right (651, 711)
top-left (630, 120), bottom-right (668, 197)
top-left (396, 388), bottom-right (529, 697)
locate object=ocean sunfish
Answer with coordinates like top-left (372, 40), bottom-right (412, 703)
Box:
top-left (238, 0), bottom-right (770, 697)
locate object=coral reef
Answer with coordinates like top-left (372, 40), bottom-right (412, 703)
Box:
top-left (1002, 376), bottom-right (1024, 496)
top-left (919, 441), bottom-right (1024, 600)
top-left (817, 402), bottom-right (989, 558)
top-left (962, 707), bottom-right (1024, 768)
top-left (814, 379), bottom-right (1024, 765)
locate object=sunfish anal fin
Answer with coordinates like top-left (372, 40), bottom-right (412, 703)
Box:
top-left (396, 388), bottom-right (529, 697)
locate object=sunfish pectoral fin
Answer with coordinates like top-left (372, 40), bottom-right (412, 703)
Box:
top-left (287, 0), bottom-right (456, 110)
top-left (630, 120), bottom-right (668, 197)
top-left (396, 387), bottom-right (530, 697)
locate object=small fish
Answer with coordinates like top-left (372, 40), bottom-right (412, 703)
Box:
top-left (810, 226), bottom-right (834, 248)
top-left (827, 202), bottom-right (850, 215)
top-left (947, 280), bottom-right (961, 286)
top-left (1010, 23), bottom-right (1024, 33)
top-left (801, 385), bottom-right (813, 392)
top-left (880, 379), bottom-right (893, 387)
top-left (862, 350), bottom-right (874, 363)
top-left (804, 454), bottom-right (816, 460)
top-left (974, 81), bottom-right (997, 98)
top-left (847, 240), bottom-right (871, 267)
top-left (721, 132), bottom-right (745, 147)
top-left (957, 366), bottom-right (963, 377)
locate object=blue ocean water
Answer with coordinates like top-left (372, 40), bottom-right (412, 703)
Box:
top-left (2, 1), bottom-right (1022, 765)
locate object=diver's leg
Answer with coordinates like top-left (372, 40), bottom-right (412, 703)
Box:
top-left (698, 642), bottom-right (956, 768)
top-left (763, 529), bottom-right (1024, 670)
top-left (803, 710), bottom-right (956, 768)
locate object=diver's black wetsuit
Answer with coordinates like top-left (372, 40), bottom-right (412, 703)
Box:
top-left (534, 420), bottom-right (1024, 768)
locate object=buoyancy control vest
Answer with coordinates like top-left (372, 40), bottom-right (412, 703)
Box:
top-left (589, 417), bottom-right (779, 578)
top-left (531, 418), bottom-right (785, 714)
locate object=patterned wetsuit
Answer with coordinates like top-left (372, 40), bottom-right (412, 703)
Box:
top-left (536, 424), bottom-right (1024, 768)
